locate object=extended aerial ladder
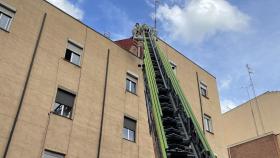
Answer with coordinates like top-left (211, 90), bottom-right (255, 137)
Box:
top-left (141, 26), bottom-right (215, 158)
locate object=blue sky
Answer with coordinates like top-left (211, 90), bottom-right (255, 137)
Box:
top-left (47, 0), bottom-right (280, 112)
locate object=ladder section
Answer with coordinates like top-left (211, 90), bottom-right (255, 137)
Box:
top-left (143, 29), bottom-right (214, 158)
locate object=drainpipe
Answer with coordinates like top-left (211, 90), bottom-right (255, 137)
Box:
top-left (97, 49), bottom-right (110, 158)
top-left (196, 72), bottom-right (205, 134)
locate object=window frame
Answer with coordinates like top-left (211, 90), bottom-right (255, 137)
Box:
top-left (126, 73), bottom-right (138, 94)
top-left (43, 150), bottom-right (65, 158)
top-left (200, 81), bottom-right (208, 98)
top-left (0, 2), bottom-right (15, 32)
top-left (66, 49), bottom-right (81, 66)
top-left (52, 88), bottom-right (76, 119)
top-left (0, 12), bottom-right (12, 30)
top-left (126, 78), bottom-right (136, 94)
top-left (64, 40), bottom-right (83, 66)
top-left (122, 116), bottom-right (136, 142)
top-left (123, 127), bottom-right (135, 142)
top-left (204, 114), bottom-right (213, 134)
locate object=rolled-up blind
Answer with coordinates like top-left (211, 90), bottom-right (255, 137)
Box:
top-left (124, 117), bottom-right (136, 131)
top-left (67, 41), bottom-right (83, 55)
top-left (0, 3), bottom-right (15, 17)
top-left (55, 89), bottom-right (75, 107)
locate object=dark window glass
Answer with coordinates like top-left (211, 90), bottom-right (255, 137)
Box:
top-left (65, 49), bottom-right (72, 61)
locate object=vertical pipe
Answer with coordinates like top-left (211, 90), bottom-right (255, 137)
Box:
top-left (196, 72), bottom-right (205, 134)
top-left (3, 13), bottom-right (47, 158)
top-left (97, 49), bottom-right (110, 158)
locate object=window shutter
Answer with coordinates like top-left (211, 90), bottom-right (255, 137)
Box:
top-left (124, 117), bottom-right (136, 131)
top-left (0, 4), bottom-right (15, 17)
top-left (55, 89), bottom-right (75, 107)
top-left (127, 73), bottom-right (138, 83)
top-left (67, 41), bottom-right (82, 55)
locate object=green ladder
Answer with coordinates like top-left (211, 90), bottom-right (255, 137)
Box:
top-left (142, 28), bottom-right (215, 158)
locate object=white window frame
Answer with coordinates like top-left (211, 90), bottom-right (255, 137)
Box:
top-left (204, 114), bottom-right (213, 133)
top-left (53, 103), bottom-right (72, 118)
top-left (123, 127), bottom-right (135, 142)
top-left (70, 51), bottom-right (80, 65)
top-left (126, 78), bottom-right (136, 93)
top-left (65, 40), bottom-right (83, 66)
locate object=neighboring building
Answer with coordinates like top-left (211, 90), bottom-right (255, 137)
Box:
top-left (223, 91), bottom-right (280, 158)
top-left (0, 0), bottom-right (226, 158)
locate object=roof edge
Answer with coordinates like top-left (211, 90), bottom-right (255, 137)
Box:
top-left (42, 0), bottom-right (139, 59)
top-left (157, 37), bottom-right (216, 79)
top-left (222, 91), bottom-right (280, 115)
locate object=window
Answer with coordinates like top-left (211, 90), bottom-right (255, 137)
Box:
top-left (204, 114), bottom-right (213, 133)
top-left (65, 41), bottom-right (83, 66)
top-left (169, 61), bottom-right (177, 75)
top-left (200, 82), bottom-right (208, 97)
top-left (53, 88), bottom-right (75, 118)
top-left (126, 73), bottom-right (137, 94)
top-left (43, 150), bottom-right (64, 158)
top-left (0, 3), bottom-right (15, 31)
top-left (123, 117), bottom-right (136, 142)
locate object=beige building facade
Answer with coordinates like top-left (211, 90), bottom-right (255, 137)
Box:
top-left (0, 0), bottom-right (226, 157)
top-left (223, 91), bottom-right (280, 157)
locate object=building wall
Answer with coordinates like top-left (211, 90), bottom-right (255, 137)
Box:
top-left (0, 0), bottom-right (154, 157)
top-left (229, 134), bottom-right (280, 158)
top-left (223, 91), bottom-right (280, 146)
top-left (223, 91), bottom-right (280, 157)
top-left (157, 39), bottom-right (227, 158)
top-left (0, 0), bottom-right (224, 158)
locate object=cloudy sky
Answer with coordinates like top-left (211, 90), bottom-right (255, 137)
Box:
top-left (46, 0), bottom-right (280, 113)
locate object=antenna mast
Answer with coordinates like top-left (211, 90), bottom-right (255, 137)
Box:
top-left (242, 86), bottom-right (259, 136)
top-left (154, 0), bottom-right (159, 30)
top-left (246, 64), bottom-right (265, 134)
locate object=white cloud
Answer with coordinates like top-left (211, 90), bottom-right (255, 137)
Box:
top-left (46, 0), bottom-right (84, 20)
top-left (220, 99), bottom-right (237, 113)
top-left (157, 0), bottom-right (250, 43)
top-left (219, 76), bottom-right (232, 90)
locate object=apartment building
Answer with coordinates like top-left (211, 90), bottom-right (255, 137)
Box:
top-left (0, 0), bottom-right (226, 157)
top-left (223, 91), bottom-right (280, 157)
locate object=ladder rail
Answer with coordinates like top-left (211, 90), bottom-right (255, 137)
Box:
top-left (142, 26), bottom-right (215, 157)
top-left (154, 39), bottom-right (215, 158)
top-left (143, 34), bottom-right (168, 158)
top-left (147, 30), bottom-right (200, 158)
